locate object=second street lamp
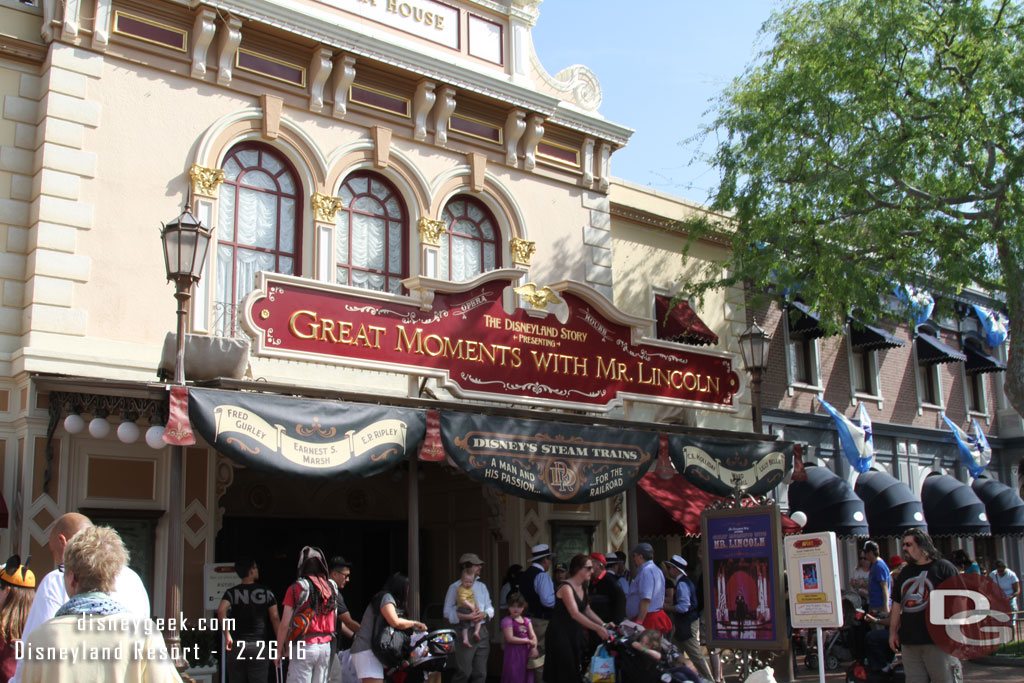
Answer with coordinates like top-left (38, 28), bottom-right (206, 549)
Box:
top-left (739, 320), bottom-right (771, 433)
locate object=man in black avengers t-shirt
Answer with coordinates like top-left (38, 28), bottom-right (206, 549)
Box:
top-left (889, 528), bottom-right (960, 683)
top-left (217, 557), bottom-right (281, 683)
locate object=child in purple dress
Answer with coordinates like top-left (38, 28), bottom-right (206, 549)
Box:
top-left (501, 593), bottom-right (537, 683)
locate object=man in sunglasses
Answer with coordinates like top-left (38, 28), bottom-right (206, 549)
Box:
top-left (12, 513), bottom-right (150, 683)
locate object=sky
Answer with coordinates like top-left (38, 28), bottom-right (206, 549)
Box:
top-left (531, 1), bottom-right (782, 205)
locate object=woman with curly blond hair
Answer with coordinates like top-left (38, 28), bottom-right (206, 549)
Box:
top-left (20, 526), bottom-right (181, 683)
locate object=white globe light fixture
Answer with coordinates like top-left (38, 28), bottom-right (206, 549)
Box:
top-left (117, 421), bottom-right (141, 444)
top-left (88, 416), bottom-right (111, 438)
top-left (790, 510), bottom-right (808, 527)
top-left (145, 425), bottom-right (167, 449)
top-left (63, 413), bottom-right (85, 434)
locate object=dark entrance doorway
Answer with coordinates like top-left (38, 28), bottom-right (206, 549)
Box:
top-left (216, 516), bottom-right (413, 618)
top-left (214, 461), bottom-right (489, 620)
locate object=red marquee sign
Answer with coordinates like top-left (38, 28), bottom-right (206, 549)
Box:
top-left (243, 270), bottom-right (742, 412)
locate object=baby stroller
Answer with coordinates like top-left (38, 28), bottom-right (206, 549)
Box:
top-left (384, 628), bottom-right (457, 683)
top-left (605, 621), bottom-right (704, 683)
top-left (803, 591), bottom-right (862, 671)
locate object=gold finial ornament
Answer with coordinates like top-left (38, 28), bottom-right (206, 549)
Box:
top-left (417, 216), bottom-right (447, 246)
top-left (514, 282), bottom-right (561, 310)
top-left (311, 193), bottom-right (345, 222)
top-left (189, 164), bottom-right (226, 198)
top-left (510, 237), bottom-right (537, 266)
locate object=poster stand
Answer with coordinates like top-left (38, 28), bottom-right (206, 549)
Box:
top-left (783, 531), bottom-right (844, 683)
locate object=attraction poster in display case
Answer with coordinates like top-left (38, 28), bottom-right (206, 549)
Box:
top-left (783, 531), bottom-right (844, 629)
top-left (701, 505), bottom-right (787, 650)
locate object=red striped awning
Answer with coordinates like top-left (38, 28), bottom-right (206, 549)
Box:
top-left (655, 295), bottom-right (718, 346)
top-left (637, 473), bottom-right (801, 536)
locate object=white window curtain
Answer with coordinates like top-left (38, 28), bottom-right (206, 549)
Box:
top-left (440, 197), bottom-right (499, 282)
top-left (335, 174), bottom-right (405, 292)
top-left (214, 146), bottom-right (299, 337)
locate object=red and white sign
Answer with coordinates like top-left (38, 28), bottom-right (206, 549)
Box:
top-left (927, 573), bottom-right (1013, 659)
top-left (243, 270), bottom-right (742, 412)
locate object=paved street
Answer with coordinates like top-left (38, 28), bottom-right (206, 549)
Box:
top-left (712, 656), bottom-right (1023, 683)
top-left (784, 658), bottom-right (1022, 682)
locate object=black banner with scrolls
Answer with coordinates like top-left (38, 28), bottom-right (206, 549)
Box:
top-left (441, 412), bottom-right (656, 503)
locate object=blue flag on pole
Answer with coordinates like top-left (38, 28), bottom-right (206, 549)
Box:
top-left (894, 284), bottom-right (935, 327)
top-left (816, 397), bottom-right (874, 473)
top-left (941, 414), bottom-right (992, 478)
top-left (971, 304), bottom-right (1008, 347)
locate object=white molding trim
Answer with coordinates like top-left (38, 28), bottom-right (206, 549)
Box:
top-left (193, 107), bottom-right (329, 186)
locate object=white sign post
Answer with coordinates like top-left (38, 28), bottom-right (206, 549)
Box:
top-left (783, 531), bottom-right (843, 683)
top-left (205, 562), bottom-right (237, 610)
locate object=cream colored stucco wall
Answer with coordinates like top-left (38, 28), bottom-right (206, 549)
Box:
top-left (20, 47), bottom-right (600, 388)
top-left (609, 179), bottom-right (749, 432)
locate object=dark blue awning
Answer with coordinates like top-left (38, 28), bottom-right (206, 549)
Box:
top-left (921, 474), bottom-right (990, 537)
top-left (916, 332), bottom-right (966, 365)
top-left (854, 470), bottom-right (927, 537)
top-left (964, 343), bottom-right (1005, 375)
top-left (971, 477), bottom-right (1024, 536)
top-left (849, 320), bottom-right (904, 351)
top-left (788, 465), bottom-right (869, 537)
top-left (788, 301), bottom-right (828, 339)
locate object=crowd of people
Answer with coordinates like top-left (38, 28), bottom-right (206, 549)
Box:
top-left (846, 529), bottom-right (1021, 683)
top-left (4, 517), bottom-right (1019, 683)
top-left (438, 542), bottom-right (721, 683)
top-left (215, 540), bottom-right (723, 683)
top-left (0, 512), bottom-right (175, 683)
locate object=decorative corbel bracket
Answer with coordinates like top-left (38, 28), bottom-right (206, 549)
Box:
top-left (504, 109), bottom-right (526, 167)
top-left (432, 87), bottom-right (456, 146)
top-left (413, 80), bottom-right (436, 141)
top-left (331, 54), bottom-right (357, 119)
top-left (191, 8), bottom-right (217, 78)
top-left (216, 15), bottom-right (243, 87)
top-left (520, 114), bottom-right (545, 171)
top-left (309, 47), bottom-right (334, 113)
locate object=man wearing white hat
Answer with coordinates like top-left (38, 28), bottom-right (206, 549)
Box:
top-left (518, 543), bottom-right (555, 677)
top-left (665, 555), bottom-right (714, 682)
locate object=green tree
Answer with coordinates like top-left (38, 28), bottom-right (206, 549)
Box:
top-left (684, 0), bottom-right (1024, 418)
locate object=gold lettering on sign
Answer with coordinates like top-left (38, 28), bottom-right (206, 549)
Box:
top-left (385, 0), bottom-right (445, 30)
top-left (288, 310), bottom-right (386, 348)
top-left (394, 324), bottom-right (523, 367)
top-left (189, 164), bottom-right (226, 198)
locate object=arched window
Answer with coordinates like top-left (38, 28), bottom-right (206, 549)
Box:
top-left (336, 171), bottom-right (407, 293)
top-left (215, 143), bottom-right (301, 336)
top-left (440, 195), bottom-right (500, 281)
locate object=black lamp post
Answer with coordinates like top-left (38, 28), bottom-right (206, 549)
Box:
top-left (160, 204), bottom-right (212, 672)
top-left (739, 320), bottom-right (771, 433)
top-left (161, 206), bottom-right (212, 384)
